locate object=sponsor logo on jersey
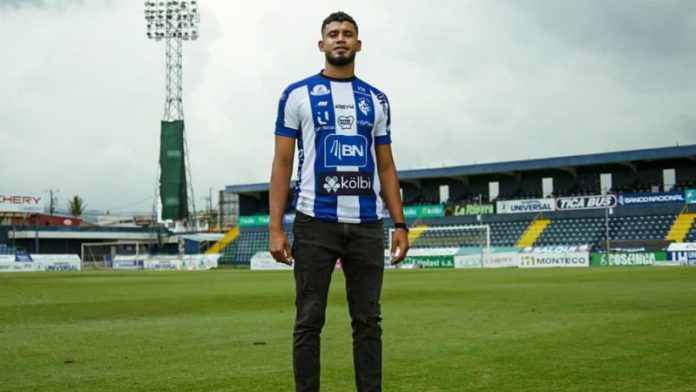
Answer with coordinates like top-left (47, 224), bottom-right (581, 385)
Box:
top-left (335, 104), bottom-right (354, 110)
top-left (310, 84), bottom-right (331, 96)
top-left (316, 111), bottom-right (330, 125)
top-left (337, 115), bottom-right (354, 130)
top-left (358, 97), bottom-right (371, 115)
top-left (324, 134), bottom-right (368, 167)
top-left (319, 172), bottom-right (373, 196)
top-left (358, 120), bottom-right (374, 129)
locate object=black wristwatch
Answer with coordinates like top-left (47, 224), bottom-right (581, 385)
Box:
top-left (394, 222), bottom-right (409, 233)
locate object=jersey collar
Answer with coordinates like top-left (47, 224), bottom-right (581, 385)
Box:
top-left (319, 70), bottom-right (356, 82)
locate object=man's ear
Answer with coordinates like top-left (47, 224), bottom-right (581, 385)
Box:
top-left (318, 39), bottom-right (325, 53)
top-left (356, 39), bottom-right (362, 52)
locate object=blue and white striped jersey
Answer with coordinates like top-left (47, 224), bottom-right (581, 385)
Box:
top-left (275, 72), bottom-right (392, 223)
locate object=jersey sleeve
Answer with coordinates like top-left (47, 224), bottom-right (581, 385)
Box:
top-left (373, 92), bottom-right (391, 145)
top-left (275, 86), bottom-right (301, 138)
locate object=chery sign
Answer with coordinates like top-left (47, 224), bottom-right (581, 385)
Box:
top-left (0, 195), bottom-right (44, 213)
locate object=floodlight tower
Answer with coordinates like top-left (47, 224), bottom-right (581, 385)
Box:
top-left (144, 0), bottom-right (200, 226)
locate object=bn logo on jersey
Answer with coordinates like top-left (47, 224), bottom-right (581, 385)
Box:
top-left (324, 135), bottom-right (368, 167)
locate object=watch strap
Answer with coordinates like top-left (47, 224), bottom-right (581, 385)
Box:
top-left (394, 222), bottom-right (409, 233)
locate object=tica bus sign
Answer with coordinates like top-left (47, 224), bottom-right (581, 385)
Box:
top-left (0, 195), bottom-right (44, 213)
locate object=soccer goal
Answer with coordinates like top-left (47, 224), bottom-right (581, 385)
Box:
top-left (388, 225), bottom-right (491, 268)
top-left (81, 241), bottom-right (151, 270)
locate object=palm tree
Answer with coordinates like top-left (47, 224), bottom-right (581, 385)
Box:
top-left (67, 195), bottom-right (86, 218)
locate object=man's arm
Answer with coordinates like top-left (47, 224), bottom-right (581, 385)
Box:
top-left (269, 135), bottom-right (295, 265)
top-left (376, 144), bottom-right (409, 264)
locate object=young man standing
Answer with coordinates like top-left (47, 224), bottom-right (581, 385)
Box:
top-left (269, 11), bottom-right (409, 392)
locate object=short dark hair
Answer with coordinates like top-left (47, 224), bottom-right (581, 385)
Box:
top-left (321, 11), bottom-right (358, 35)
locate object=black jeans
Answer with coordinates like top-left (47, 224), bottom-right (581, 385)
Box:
top-left (292, 211), bottom-right (385, 392)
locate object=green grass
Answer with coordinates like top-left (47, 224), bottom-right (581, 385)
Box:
top-left (1, 268), bottom-right (695, 391)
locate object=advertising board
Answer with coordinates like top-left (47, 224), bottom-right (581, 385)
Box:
top-left (113, 259), bottom-right (145, 270)
top-left (447, 203), bottom-right (495, 216)
top-left (238, 215), bottom-right (270, 227)
top-left (667, 251), bottom-right (696, 266)
top-left (518, 252), bottom-right (589, 268)
top-left (617, 191), bottom-right (685, 207)
top-left (555, 195), bottom-right (617, 210)
top-left (522, 245), bottom-right (590, 253)
top-left (403, 204), bottom-right (445, 219)
top-left (112, 255), bottom-right (219, 270)
top-left (401, 255), bottom-right (455, 268)
top-left (454, 249), bottom-right (483, 268)
top-left (667, 243), bottom-right (696, 252)
top-left (590, 252), bottom-right (666, 267)
top-left (0, 254), bottom-right (81, 273)
top-left (484, 248), bottom-right (521, 268)
top-left (453, 247), bottom-right (520, 268)
top-left (0, 194), bottom-right (44, 213)
top-left (496, 198), bottom-right (555, 214)
top-left (250, 251), bottom-right (293, 270)
top-left (686, 189), bottom-right (696, 204)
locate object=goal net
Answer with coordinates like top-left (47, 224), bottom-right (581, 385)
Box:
top-left (81, 241), bottom-right (151, 270)
top-left (388, 225), bottom-right (491, 268)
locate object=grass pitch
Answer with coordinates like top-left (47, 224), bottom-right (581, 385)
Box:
top-left (1, 267), bottom-right (695, 391)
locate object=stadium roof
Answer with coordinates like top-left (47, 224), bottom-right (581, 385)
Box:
top-left (225, 144), bottom-right (696, 194)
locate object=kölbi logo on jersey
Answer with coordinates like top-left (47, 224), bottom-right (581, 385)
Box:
top-left (319, 172), bottom-right (372, 196)
top-left (324, 134), bottom-right (368, 167)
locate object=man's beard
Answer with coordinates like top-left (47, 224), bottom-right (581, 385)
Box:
top-left (325, 51), bottom-right (356, 67)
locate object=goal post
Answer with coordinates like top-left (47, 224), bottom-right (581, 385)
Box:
top-left (388, 225), bottom-right (491, 268)
top-left (81, 241), bottom-right (151, 270)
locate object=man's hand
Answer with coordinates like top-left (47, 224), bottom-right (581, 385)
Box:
top-left (390, 228), bottom-right (409, 265)
top-left (269, 227), bottom-right (293, 265)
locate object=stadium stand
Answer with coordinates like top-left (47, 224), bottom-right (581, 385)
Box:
top-left (4, 145), bottom-right (694, 265)
top-left (0, 243), bottom-right (18, 255)
top-left (687, 225), bottom-right (696, 242)
top-left (219, 227), bottom-right (294, 265)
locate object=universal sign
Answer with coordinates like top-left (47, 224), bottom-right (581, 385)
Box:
top-left (496, 198), bottom-right (555, 214)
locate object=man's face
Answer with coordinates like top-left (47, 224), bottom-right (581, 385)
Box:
top-left (319, 21), bottom-right (361, 67)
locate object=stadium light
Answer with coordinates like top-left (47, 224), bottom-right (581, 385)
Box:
top-left (144, 0), bottom-right (200, 226)
top-left (144, 0), bottom-right (199, 121)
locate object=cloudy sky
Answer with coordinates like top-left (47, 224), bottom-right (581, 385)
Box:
top-left (1, 0), bottom-right (695, 214)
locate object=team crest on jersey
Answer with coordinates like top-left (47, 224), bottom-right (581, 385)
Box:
top-left (310, 84), bottom-right (331, 96)
top-left (358, 97), bottom-right (371, 116)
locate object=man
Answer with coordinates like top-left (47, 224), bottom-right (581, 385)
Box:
top-left (269, 11), bottom-right (409, 392)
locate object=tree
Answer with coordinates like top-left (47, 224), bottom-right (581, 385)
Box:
top-left (67, 195), bottom-right (86, 218)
